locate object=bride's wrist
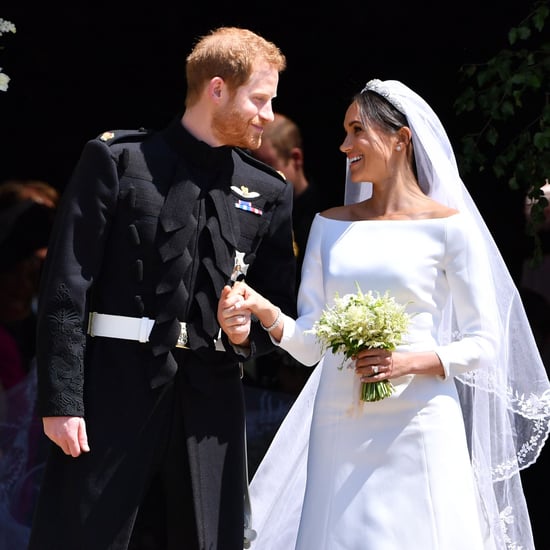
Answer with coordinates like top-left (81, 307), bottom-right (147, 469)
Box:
top-left (260, 306), bottom-right (282, 333)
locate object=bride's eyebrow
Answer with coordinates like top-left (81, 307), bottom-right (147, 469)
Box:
top-left (345, 119), bottom-right (362, 129)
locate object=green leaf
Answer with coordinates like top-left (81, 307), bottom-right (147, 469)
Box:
top-left (454, 0), bottom-right (550, 259)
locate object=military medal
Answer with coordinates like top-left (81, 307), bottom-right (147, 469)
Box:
top-left (234, 199), bottom-right (263, 216)
top-left (231, 250), bottom-right (249, 284)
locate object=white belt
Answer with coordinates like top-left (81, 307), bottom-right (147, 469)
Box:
top-left (87, 312), bottom-right (189, 349)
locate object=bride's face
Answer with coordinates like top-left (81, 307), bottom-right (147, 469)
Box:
top-left (339, 102), bottom-right (394, 184)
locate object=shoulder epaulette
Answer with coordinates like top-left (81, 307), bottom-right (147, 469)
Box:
top-left (96, 128), bottom-right (153, 146)
top-left (95, 128), bottom-right (154, 179)
top-left (234, 147), bottom-right (287, 183)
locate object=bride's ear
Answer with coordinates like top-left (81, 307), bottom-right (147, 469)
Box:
top-left (397, 127), bottom-right (412, 149)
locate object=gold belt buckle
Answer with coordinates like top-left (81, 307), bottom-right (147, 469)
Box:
top-left (175, 322), bottom-right (189, 349)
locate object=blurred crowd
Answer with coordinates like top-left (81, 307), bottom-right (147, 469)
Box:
top-left (0, 179), bottom-right (58, 548)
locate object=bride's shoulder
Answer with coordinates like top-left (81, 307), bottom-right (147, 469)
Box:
top-left (424, 199), bottom-right (459, 219)
top-left (316, 201), bottom-right (460, 221)
top-left (318, 205), bottom-right (352, 221)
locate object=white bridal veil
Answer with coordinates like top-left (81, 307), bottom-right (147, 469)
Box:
top-left (249, 79), bottom-right (550, 550)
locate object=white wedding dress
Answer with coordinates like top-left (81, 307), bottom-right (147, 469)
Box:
top-left (248, 212), bottom-right (499, 550)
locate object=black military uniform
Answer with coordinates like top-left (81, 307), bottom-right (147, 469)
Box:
top-left (29, 118), bottom-right (296, 550)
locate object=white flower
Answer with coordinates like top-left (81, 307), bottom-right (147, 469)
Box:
top-left (307, 283), bottom-right (412, 402)
top-left (0, 18), bottom-right (16, 36)
top-left (0, 69), bottom-right (9, 91)
top-left (0, 18), bottom-right (16, 92)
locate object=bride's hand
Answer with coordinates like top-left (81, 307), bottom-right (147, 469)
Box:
top-left (355, 348), bottom-right (394, 381)
top-left (218, 281), bottom-right (284, 342)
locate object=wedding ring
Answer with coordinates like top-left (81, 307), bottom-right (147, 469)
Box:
top-left (372, 366), bottom-right (379, 375)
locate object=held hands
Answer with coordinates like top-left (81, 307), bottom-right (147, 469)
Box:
top-left (43, 416), bottom-right (90, 458)
top-left (218, 283), bottom-right (253, 346)
top-left (217, 281), bottom-right (284, 345)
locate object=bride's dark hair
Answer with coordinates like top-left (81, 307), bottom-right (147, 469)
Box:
top-left (354, 89), bottom-right (418, 180)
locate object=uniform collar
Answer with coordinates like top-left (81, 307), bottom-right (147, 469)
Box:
top-left (163, 117), bottom-right (233, 171)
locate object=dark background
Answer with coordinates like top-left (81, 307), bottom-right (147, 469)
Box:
top-left (0, 1), bottom-right (530, 277)
top-left (1, 3), bottom-right (548, 546)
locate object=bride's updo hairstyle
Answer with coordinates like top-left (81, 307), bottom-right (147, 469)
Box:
top-left (354, 88), bottom-right (419, 183)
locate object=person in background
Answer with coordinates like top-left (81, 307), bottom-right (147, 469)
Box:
top-left (28, 27), bottom-right (295, 550)
top-left (250, 113), bottom-right (325, 395)
top-left (517, 285), bottom-right (550, 550)
top-left (517, 181), bottom-right (550, 550)
top-left (521, 179), bottom-right (550, 303)
top-left (2, 180), bottom-right (59, 211)
top-left (0, 180), bottom-right (58, 549)
top-left (218, 79), bottom-right (550, 549)
top-left (251, 113), bottom-right (324, 288)
top-left (0, 180), bottom-right (59, 392)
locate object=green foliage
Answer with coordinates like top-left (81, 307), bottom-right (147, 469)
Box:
top-left (454, 1), bottom-right (550, 263)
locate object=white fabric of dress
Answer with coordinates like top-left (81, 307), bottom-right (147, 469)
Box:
top-left (249, 212), bottom-right (500, 550)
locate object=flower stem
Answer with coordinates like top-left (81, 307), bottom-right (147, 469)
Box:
top-left (361, 380), bottom-right (395, 402)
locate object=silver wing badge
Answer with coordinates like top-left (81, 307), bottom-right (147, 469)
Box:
top-left (231, 185), bottom-right (260, 199)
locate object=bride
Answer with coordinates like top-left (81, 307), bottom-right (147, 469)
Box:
top-left (218, 79), bottom-right (550, 550)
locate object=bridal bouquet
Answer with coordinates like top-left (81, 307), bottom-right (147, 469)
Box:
top-left (308, 284), bottom-right (412, 402)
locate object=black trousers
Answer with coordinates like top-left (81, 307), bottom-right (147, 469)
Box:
top-left (28, 362), bottom-right (244, 550)
top-left (128, 371), bottom-right (199, 550)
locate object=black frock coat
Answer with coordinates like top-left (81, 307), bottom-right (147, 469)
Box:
top-left (28, 118), bottom-right (297, 549)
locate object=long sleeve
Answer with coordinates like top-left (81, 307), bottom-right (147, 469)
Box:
top-left (246, 179), bottom-right (298, 359)
top-left (277, 214), bottom-right (325, 366)
top-left (35, 139), bottom-right (120, 417)
top-left (433, 214), bottom-right (498, 378)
